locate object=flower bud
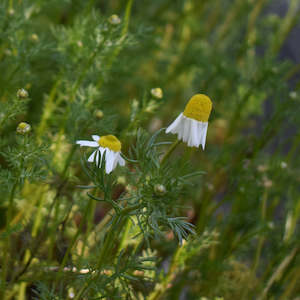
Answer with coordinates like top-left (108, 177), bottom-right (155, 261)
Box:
top-left (17, 88), bottom-right (29, 99)
top-left (17, 122), bottom-right (31, 134)
top-left (154, 184), bottom-right (167, 196)
top-left (108, 14), bottom-right (121, 25)
top-left (150, 87), bottom-right (163, 99)
top-left (94, 109), bottom-right (104, 119)
top-left (30, 34), bottom-right (39, 42)
top-left (8, 8), bottom-right (15, 16)
top-left (280, 161), bottom-right (287, 169)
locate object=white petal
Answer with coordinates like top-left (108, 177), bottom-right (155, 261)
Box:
top-left (201, 122), bottom-right (208, 150)
top-left (118, 154), bottom-right (125, 166)
top-left (182, 117), bottom-right (191, 143)
top-left (191, 120), bottom-right (200, 147)
top-left (99, 147), bottom-right (106, 167)
top-left (76, 140), bottom-right (99, 147)
top-left (166, 113), bottom-right (183, 134)
top-left (95, 150), bottom-right (100, 166)
top-left (92, 135), bottom-right (100, 142)
top-left (112, 153), bottom-right (120, 169)
top-left (88, 150), bottom-right (97, 162)
top-left (105, 149), bottom-right (116, 174)
top-left (177, 119), bottom-right (185, 140)
top-left (187, 120), bottom-right (196, 147)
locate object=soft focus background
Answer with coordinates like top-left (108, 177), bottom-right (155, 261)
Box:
top-left (1, 0), bottom-right (300, 299)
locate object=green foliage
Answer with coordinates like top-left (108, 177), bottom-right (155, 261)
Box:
top-left (1, 0), bottom-right (300, 299)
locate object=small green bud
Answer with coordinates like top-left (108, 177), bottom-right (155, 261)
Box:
top-left (94, 109), bottom-right (104, 119)
top-left (289, 91), bottom-right (297, 100)
top-left (108, 14), bottom-right (121, 25)
top-left (154, 184), bottom-right (167, 196)
top-left (151, 87), bottom-right (163, 99)
top-left (30, 33), bottom-right (39, 42)
top-left (17, 122), bottom-right (31, 134)
top-left (8, 8), bottom-right (15, 16)
top-left (117, 176), bottom-right (126, 185)
top-left (17, 88), bottom-right (29, 99)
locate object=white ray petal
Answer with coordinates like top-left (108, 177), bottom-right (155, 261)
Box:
top-left (166, 113), bottom-right (183, 134)
top-left (95, 150), bottom-right (100, 166)
top-left (92, 135), bottom-right (100, 142)
top-left (88, 150), bottom-right (97, 162)
top-left (76, 140), bottom-right (99, 147)
top-left (105, 149), bottom-right (115, 174)
top-left (189, 120), bottom-right (199, 147)
top-left (118, 154), bottom-right (125, 166)
top-left (182, 117), bottom-right (191, 143)
top-left (98, 147), bottom-right (106, 167)
top-left (201, 122), bottom-right (208, 150)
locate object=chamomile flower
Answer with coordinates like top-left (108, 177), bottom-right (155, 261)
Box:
top-left (76, 135), bottom-right (125, 174)
top-left (166, 94), bottom-right (212, 149)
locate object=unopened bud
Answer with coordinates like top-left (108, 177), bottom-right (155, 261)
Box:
top-left (262, 176), bottom-right (273, 188)
top-left (280, 161), bottom-right (287, 169)
top-left (94, 109), bottom-right (104, 119)
top-left (289, 91), bottom-right (297, 100)
top-left (108, 14), bottom-right (121, 25)
top-left (151, 88), bottom-right (163, 99)
top-left (17, 122), bottom-right (31, 134)
top-left (257, 164), bottom-right (268, 173)
top-left (154, 184), bottom-right (166, 196)
top-left (30, 34), bottom-right (39, 42)
top-left (8, 8), bottom-right (15, 16)
top-left (17, 88), bottom-right (29, 99)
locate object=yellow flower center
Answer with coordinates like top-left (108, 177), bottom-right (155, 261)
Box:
top-left (183, 94), bottom-right (212, 122)
top-left (98, 135), bottom-right (121, 152)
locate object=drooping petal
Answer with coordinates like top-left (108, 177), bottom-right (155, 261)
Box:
top-left (88, 150), bottom-right (97, 162)
top-left (188, 119), bottom-right (198, 147)
top-left (182, 116), bottom-right (191, 143)
top-left (95, 150), bottom-right (100, 166)
top-left (166, 113), bottom-right (183, 134)
top-left (92, 135), bottom-right (100, 142)
top-left (76, 140), bottom-right (99, 147)
top-left (201, 122), bottom-right (208, 150)
top-left (118, 154), bottom-right (125, 166)
top-left (99, 147), bottom-right (106, 167)
top-left (105, 149), bottom-right (116, 174)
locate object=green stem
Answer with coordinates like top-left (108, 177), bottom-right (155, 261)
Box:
top-left (80, 200), bottom-right (96, 256)
top-left (55, 198), bottom-right (93, 287)
top-left (258, 246), bottom-right (299, 300)
top-left (74, 203), bottom-right (141, 299)
top-left (0, 182), bottom-right (18, 296)
top-left (252, 191), bottom-right (268, 274)
top-left (160, 139), bottom-right (180, 165)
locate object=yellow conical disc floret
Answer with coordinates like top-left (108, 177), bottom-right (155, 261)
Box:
top-left (183, 94), bottom-right (212, 122)
top-left (98, 135), bottom-right (121, 152)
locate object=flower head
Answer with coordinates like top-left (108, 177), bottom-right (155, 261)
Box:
top-left (17, 88), bottom-right (29, 99)
top-left (151, 88), bottom-right (163, 99)
top-left (166, 94), bottom-right (212, 149)
top-left (17, 122), bottom-right (31, 134)
top-left (76, 135), bottom-right (125, 174)
top-left (108, 14), bottom-right (121, 25)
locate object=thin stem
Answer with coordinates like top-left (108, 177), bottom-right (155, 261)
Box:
top-left (252, 190), bottom-right (268, 274)
top-left (160, 139), bottom-right (180, 165)
top-left (56, 198), bottom-right (93, 277)
top-left (258, 246), bottom-right (299, 300)
top-left (0, 182), bottom-right (18, 296)
top-left (148, 244), bottom-right (183, 300)
top-left (74, 203), bottom-right (141, 299)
